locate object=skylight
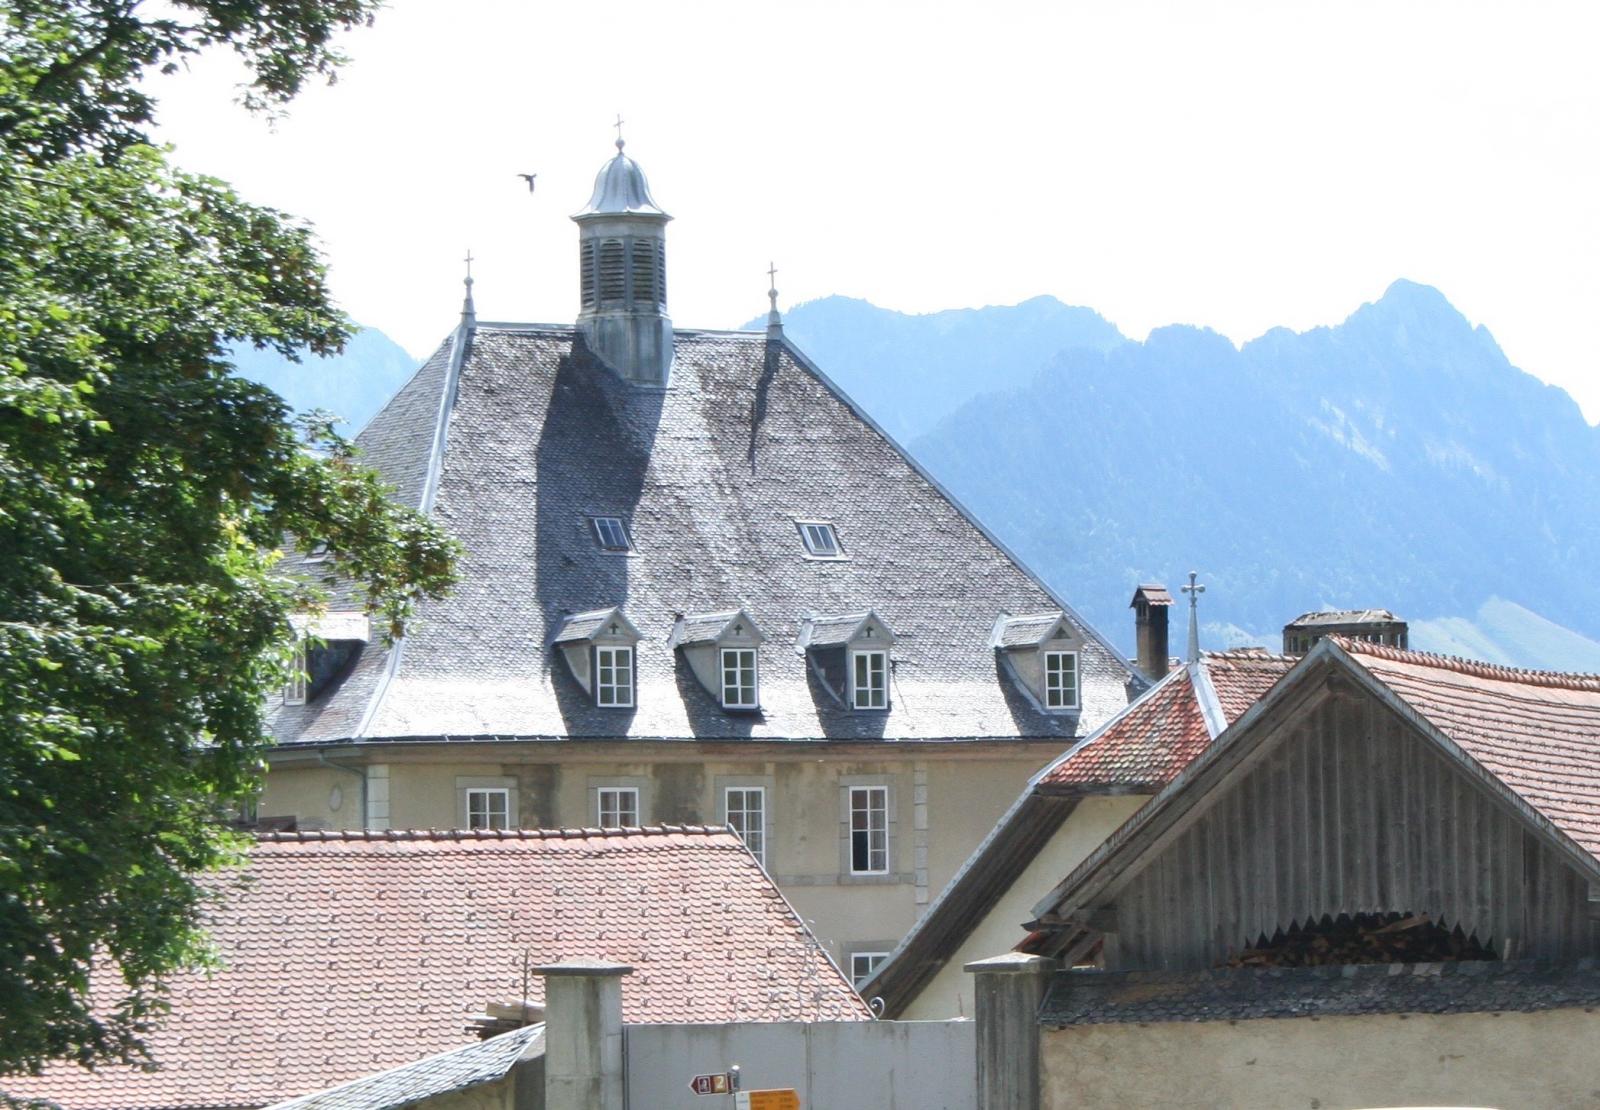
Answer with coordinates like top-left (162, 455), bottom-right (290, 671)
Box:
top-left (797, 520), bottom-right (842, 558)
top-left (591, 516), bottom-right (632, 552)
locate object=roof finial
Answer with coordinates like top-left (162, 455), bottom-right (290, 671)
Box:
top-left (1181, 570), bottom-right (1206, 663)
top-left (460, 248), bottom-right (476, 324)
top-left (766, 261), bottom-right (782, 337)
top-left (614, 112), bottom-right (625, 151)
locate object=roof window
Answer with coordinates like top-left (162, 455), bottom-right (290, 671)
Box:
top-left (591, 516), bottom-right (632, 552)
top-left (797, 520), bottom-right (843, 559)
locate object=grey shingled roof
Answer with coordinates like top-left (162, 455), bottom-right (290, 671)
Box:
top-left (270, 325), bottom-right (1137, 745)
top-left (674, 609), bottom-right (755, 645)
top-left (995, 613), bottom-right (1066, 648)
top-left (265, 1024), bottom-right (543, 1110)
top-left (1039, 959), bottom-right (1600, 1026)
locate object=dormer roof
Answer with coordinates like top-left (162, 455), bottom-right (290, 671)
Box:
top-left (553, 606), bottom-right (641, 644)
top-left (573, 141), bottom-right (669, 220)
top-left (289, 611), bottom-right (371, 643)
top-left (799, 610), bottom-right (896, 650)
top-left (992, 612), bottom-right (1072, 649)
top-left (671, 608), bottom-right (764, 648)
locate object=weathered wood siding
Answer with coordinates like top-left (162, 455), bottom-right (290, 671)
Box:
top-left (1112, 693), bottom-right (1595, 969)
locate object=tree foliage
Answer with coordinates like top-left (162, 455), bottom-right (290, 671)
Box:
top-left (0, 0), bottom-right (457, 1079)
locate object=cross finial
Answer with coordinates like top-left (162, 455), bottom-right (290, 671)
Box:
top-left (614, 113), bottom-right (625, 150)
top-left (1181, 570), bottom-right (1206, 663)
top-left (766, 261), bottom-right (783, 335)
top-left (460, 248), bottom-right (476, 324)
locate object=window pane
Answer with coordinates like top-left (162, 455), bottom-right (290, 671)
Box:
top-left (851, 952), bottom-right (887, 987)
top-left (726, 786), bottom-right (765, 865)
top-left (849, 786), bottom-right (887, 873)
top-left (598, 787), bottom-right (638, 828)
top-left (467, 789), bottom-right (508, 830)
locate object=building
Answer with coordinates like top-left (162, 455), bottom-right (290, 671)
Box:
top-left (1282, 606), bottom-right (1407, 653)
top-left (7, 826), bottom-right (869, 1110)
top-left (988, 636), bottom-right (1600, 1109)
top-left (865, 646), bottom-right (1296, 1018)
top-left (257, 139), bottom-right (1140, 967)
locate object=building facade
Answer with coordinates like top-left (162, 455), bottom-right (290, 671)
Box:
top-left (258, 141), bottom-right (1140, 966)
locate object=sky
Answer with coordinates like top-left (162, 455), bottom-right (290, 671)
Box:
top-left (150, 0), bottom-right (1600, 422)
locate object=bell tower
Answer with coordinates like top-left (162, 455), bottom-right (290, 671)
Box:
top-left (572, 128), bottom-right (673, 385)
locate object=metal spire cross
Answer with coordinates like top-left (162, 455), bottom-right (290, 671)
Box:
top-left (766, 261), bottom-right (783, 333)
top-left (463, 249), bottom-right (475, 281)
top-left (1181, 570), bottom-right (1206, 664)
top-left (613, 113), bottom-right (625, 148)
top-left (459, 248), bottom-right (476, 323)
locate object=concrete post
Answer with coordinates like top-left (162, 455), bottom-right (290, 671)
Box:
top-left (965, 952), bottom-right (1056, 1110)
top-left (536, 959), bottom-right (633, 1110)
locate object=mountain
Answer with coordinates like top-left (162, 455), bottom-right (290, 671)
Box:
top-left (230, 326), bottom-right (419, 434)
top-left (744, 295), bottom-right (1127, 441)
top-left (793, 281), bottom-right (1600, 664)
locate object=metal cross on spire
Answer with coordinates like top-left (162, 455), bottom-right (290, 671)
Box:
top-left (1181, 570), bottom-right (1206, 664)
top-left (766, 261), bottom-right (783, 336)
top-left (460, 248), bottom-right (476, 324)
top-left (614, 113), bottom-right (625, 149)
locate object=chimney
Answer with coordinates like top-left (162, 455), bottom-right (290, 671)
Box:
top-left (1130, 584), bottom-right (1173, 682)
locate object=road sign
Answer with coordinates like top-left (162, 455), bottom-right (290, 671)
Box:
top-left (735, 1091), bottom-right (800, 1110)
top-left (688, 1073), bottom-right (731, 1095)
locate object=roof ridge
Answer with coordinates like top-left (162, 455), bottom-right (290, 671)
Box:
top-left (254, 824), bottom-right (734, 844)
top-left (1333, 634), bottom-right (1600, 691)
top-left (1203, 648), bottom-right (1298, 664)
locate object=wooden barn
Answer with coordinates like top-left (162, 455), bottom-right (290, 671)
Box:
top-left (980, 636), bottom-right (1600, 1110)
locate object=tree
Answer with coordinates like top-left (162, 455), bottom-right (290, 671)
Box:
top-left (0, 0), bottom-right (457, 1079)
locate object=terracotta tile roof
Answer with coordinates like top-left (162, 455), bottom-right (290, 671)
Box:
top-left (10, 827), bottom-right (867, 1110)
top-left (1039, 651), bottom-right (1295, 791)
top-left (1340, 637), bottom-right (1600, 859)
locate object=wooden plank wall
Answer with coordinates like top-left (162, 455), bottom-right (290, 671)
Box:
top-left (1114, 694), bottom-right (1593, 970)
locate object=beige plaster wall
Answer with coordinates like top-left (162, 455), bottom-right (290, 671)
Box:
top-left (259, 764), bottom-right (360, 830)
top-left (898, 794), bottom-right (1148, 1021)
top-left (1042, 1008), bottom-right (1600, 1110)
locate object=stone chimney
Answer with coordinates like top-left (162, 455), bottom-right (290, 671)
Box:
top-left (1130, 584), bottom-right (1173, 682)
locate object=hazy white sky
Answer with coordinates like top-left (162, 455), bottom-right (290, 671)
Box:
top-left (152, 0), bottom-right (1600, 421)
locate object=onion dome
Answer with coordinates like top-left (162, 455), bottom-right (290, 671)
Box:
top-left (574, 139), bottom-right (669, 219)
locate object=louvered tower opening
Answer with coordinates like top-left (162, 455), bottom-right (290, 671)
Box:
top-left (598, 239), bottom-right (626, 304)
top-left (629, 238), bottom-right (656, 306)
top-left (579, 240), bottom-right (597, 308)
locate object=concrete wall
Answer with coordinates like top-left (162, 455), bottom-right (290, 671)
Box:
top-left (900, 795), bottom-right (1148, 1021)
top-left (623, 1021), bottom-right (975, 1110)
top-left (1041, 1008), bottom-right (1600, 1110)
top-left (261, 744), bottom-right (1050, 964)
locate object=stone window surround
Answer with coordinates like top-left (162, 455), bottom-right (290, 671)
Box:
top-left (715, 774), bottom-right (775, 868)
top-left (456, 775), bottom-right (519, 829)
top-left (588, 775), bottom-right (649, 828)
top-left (837, 774), bottom-right (909, 885)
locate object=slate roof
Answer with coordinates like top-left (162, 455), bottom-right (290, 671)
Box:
top-left (1286, 608), bottom-right (1402, 627)
top-left (269, 324), bottom-right (1136, 746)
top-left (1038, 959), bottom-right (1600, 1026)
top-left (1340, 638), bottom-right (1600, 860)
top-left (10, 827), bottom-right (866, 1110)
top-left (995, 613), bottom-right (1067, 648)
top-left (265, 1025), bottom-right (543, 1110)
top-left (672, 608), bottom-right (757, 645)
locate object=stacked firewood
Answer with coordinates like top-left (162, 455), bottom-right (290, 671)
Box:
top-left (1219, 912), bottom-right (1496, 968)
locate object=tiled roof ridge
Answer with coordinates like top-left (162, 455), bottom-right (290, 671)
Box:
top-left (1333, 635), bottom-right (1600, 691)
top-left (255, 823), bottom-right (734, 844)
top-left (1203, 648), bottom-right (1299, 664)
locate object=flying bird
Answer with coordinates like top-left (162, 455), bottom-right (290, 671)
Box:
top-left (516, 173), bottom-right (537, 193)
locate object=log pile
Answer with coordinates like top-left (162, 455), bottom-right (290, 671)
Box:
top-left (1219, 912), bottom-right (1496, 968)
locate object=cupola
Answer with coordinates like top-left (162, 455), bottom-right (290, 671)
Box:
top-left (572, 136), bottom-right (673, 385)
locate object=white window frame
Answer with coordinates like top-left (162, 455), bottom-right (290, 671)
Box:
top-left (850, 649), bottom-right (888, 710)
top-left (284, 639), bottom-right (307, 705)
top-left (720, 647), bottom-right (759, 709)
top-left (465, 787), bottom-right (510, 830)
top-left (850, 951), bottom-right (890, 987)
top-left (723, 785), bottom-right (766, 866)
top-left (848, 785), bottom-right (890, 875)
top-left (796, 520), bottom-right (844, 559)
top-left (597, 786), bottom-right (639, 828)
top-left (1044, 650), bottom-right (1079, 710)
top-left (595, 645), bottom-right (634, 708)
top-left (590, 516), bottom-right (631, 552)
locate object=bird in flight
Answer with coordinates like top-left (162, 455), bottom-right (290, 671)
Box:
top-left (516, 173), bottom-right (537, 193)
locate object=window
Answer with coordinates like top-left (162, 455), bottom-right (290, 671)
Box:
top-left (721, 647), bottom-right (758, 709)
top-left (591, 516), bottom-right (631, 552)
top-left (1044, 650), bottom-right (1079, 709)
top-left (303, 542), bottom-right (329, 564)
top-left (851, 650), bottom-right (888, 710)
top-left (596, 645), bottom-right (634, 707)
top-left (850, 951), bottom-right (889, 987)
top-left (849, 785), bottom-right (889, 874)
top-left (724, 786), bottom-right (766, 866)
top-left (796, 520), bottom-right (842, 558)
top-left (284, 639), bottom-right (307, 705)
top-left (466, 788), bottom-right (510, 830)
top-left (597, 786), bottom-right (639, 828)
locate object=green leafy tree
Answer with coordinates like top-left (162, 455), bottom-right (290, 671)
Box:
top-left (0, 0), bottom-right (458, 1079)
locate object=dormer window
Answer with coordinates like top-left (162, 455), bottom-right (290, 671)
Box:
top-left (591, 516), bottom-right (631, 552)
top-left (670, 608), bottom-right (764, 712)
top-left (797, 520), bottom-right (843, 559)
top-left (721, 648), bottom-right (759, 709)
top-left (283, 639), bottom-right (307, 705)
top-left (851, 650), bottom-right (888, 709)
top-left (303, 543), bottom-right (329, 564)
top-left (596, 645), bottom-right (635, 707)
top-left (553, 606), bottom-right (643, 708)
top-left (1044, 650), bottom-right (1079, 709)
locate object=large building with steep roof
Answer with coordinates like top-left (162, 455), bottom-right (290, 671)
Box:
top-left (257, 140), bottom-right (1141, 966)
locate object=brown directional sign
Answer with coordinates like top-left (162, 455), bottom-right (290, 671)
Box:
top-left (688, 1073), bottom-right (731, 1095)
top-left (736, 1091), bottom-right (800, 1110)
